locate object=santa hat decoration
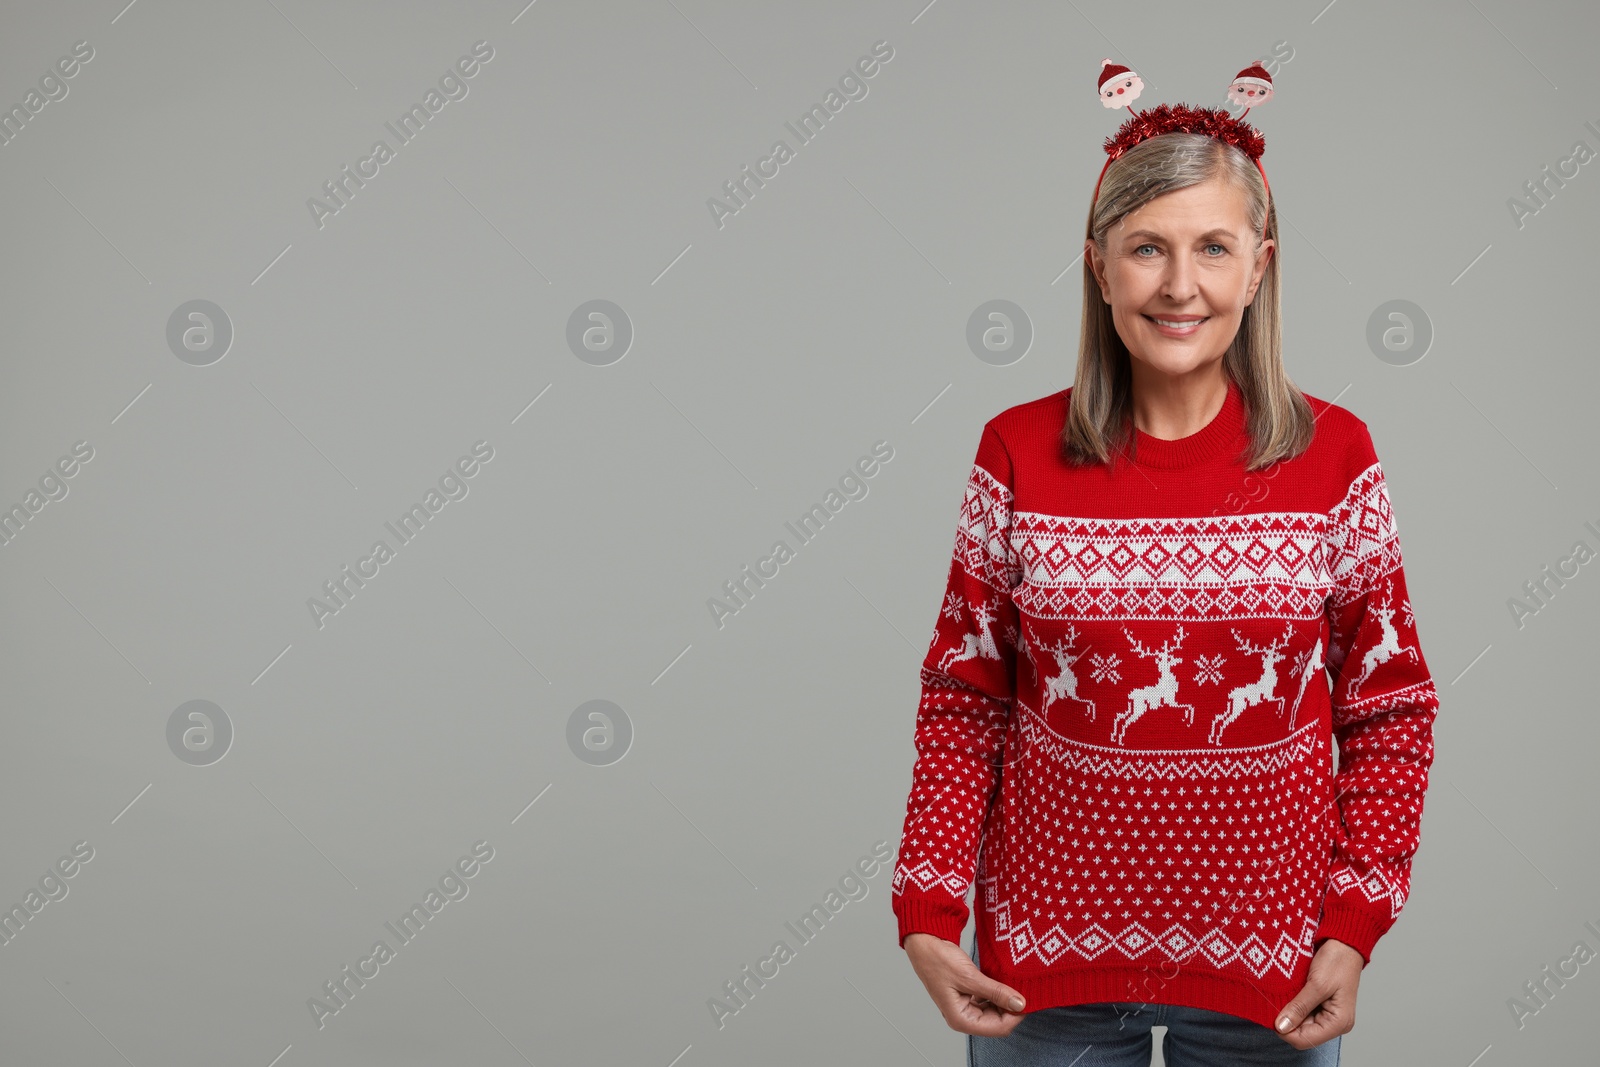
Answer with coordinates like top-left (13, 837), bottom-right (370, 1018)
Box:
top-left (1090, 60), bottom-right (1276, 242)
top-left (1096, 58), bottom-right (1144, 111)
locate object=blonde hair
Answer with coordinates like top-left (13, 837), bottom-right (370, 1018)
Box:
top-left (1063, 132), bottom-right (1314, 471)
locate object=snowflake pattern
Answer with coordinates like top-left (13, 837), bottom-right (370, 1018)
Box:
top-left (1192, 653), bottom-right (1227, 685)
top-left (1090, 652), bottom-right (1123, 685)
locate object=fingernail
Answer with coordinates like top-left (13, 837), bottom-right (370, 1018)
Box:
top-left (1009, 996), bottom-right (1024, 1010)
top-left (1277, 1017), bottom-right (1291, 1032)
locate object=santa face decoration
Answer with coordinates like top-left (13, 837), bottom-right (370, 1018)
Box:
top-left (1100, 72), bottom-right (1144, 109)
top-left (1227, 76), bottom-right (1273, 109)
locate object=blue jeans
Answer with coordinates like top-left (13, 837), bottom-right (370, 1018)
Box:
top-left (965, 938), bottom-right (1341, 1067)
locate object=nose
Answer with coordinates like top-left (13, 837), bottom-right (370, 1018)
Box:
top-left (1161, 253), bottom-right (1199, 302)
top-left (1116, 87), bottom-right (1124, 94)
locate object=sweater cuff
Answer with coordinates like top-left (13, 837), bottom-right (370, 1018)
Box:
top-left (895, 893), bottom-right (968, 949)
top-left (1314, 897), bottom-right (1391, 966)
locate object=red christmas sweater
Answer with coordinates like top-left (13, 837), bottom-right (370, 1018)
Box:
top-left (891, 376), bottom-right (1439, 1031)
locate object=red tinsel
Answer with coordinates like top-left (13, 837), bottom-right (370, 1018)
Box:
top-left (1102, 102), bottom-right (1265, 162)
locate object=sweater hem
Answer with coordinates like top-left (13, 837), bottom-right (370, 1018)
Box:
top-left (994, 962), bottom-right (1299, 1033)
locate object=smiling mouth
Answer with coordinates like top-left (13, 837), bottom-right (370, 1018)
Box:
top-left (1144, 315), bottom-right (1209, 328)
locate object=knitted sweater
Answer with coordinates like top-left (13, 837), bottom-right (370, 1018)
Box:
top-left (891, 376), bottom-right (1439, 1031)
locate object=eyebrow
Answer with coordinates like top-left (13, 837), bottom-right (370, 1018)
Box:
top-left (1120, 228), bottom-right (1239, 243)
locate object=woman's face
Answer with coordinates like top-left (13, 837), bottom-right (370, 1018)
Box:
top-left (1086, 176), bottom-right (1274, 381)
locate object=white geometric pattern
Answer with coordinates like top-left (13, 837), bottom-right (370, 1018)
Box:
top-left (1327, 860), bottom-right (1407, 917)
top-left (981, 893), bottom-right (1319, 979)
top-left (1324, 461), bottom-right (1402, 608)
top-left (892, 857), bottom-right (969, 899)
top-left (1010, 509), bottom-right (1331, 622)
top-left (958, 462), bottom-right (1024, 595)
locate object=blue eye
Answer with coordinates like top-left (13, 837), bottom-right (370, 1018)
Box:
top-left (1133, 243), bottom-right (1228, 257)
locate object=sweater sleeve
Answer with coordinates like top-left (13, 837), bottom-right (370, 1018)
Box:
top-left (891, 422), bottom-right (1024, 948)
top-left (1314, 422), bottom-right (1440, 965)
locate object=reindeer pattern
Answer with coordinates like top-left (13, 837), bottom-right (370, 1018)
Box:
top-left (1028, 617), bottom-right (1329, 749)
top-left (989, 489), bottom-right (1421, 749)
top-left (1342, 578), bottom-right (1419, 700)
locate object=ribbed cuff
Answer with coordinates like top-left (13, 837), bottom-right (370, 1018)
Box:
top-left (1314, 897), bottom-right (1391, 966)
top-left (894, 893), bottom-right (968, 949)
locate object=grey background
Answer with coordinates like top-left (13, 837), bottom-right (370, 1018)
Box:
top-left (0, 1), bottom-right (1594, 1064)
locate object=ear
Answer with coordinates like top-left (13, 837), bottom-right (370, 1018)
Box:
top-left (1085, 238), bottom-right (1111, 303)
top-left (1243, 239), bottom-right (1274, 304)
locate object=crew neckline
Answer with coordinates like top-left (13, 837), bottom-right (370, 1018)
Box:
top-left (1126, 376), bottom-right (1247, 470)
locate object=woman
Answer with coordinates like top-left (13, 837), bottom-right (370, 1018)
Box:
top-left (891, 123), bottom-right (1440, 1066)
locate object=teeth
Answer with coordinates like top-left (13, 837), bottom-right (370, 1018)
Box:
top-left (1152, 317), bottom-right (1205, 328)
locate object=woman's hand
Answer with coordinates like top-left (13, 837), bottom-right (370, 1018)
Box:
top-left (903, 932), bottom-right (1029, 1037)
top-left (1275, 937), bottom-right (1364, 1049)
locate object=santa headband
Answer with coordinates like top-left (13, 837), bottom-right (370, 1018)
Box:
top-left (1093, 59), bottom-right (1275, 243)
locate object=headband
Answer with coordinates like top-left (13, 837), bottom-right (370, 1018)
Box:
top-left (1093, 59), bottom-right (1274, 245)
